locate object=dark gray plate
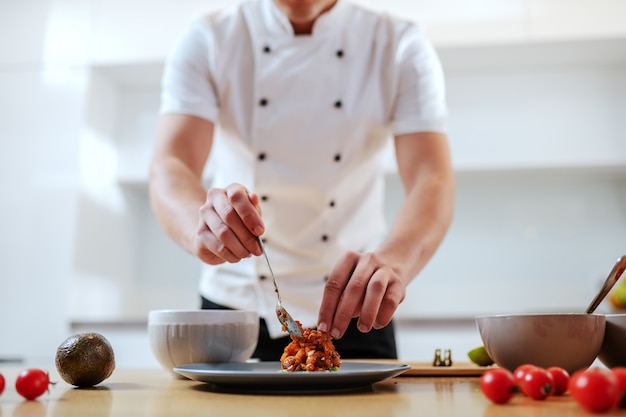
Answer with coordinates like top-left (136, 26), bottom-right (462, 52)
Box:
top-left (174, 361), bottom-right (410, 394)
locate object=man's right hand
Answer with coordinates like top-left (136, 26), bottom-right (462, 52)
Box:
top-left (150, 115), bottom-right (264, 266)
top-left (192, 183), bottom-right (265, 265)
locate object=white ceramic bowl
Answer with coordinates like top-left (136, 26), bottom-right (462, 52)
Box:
top-left (476, 313), bottom-right (606, 374)
top-left (598, 313), bottom-right (626, 368)
top-left (148, 309), bottom-right (259, 376)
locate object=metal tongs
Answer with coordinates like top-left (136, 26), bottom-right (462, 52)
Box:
top-left (258, 237), bottom-right (304, 340)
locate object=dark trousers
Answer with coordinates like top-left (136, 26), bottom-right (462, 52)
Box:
top-left (201, 297), bottom-right (398, 361)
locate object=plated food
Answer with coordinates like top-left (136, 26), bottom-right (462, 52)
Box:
top-left (174, 362), bottom-right (409, 394)
top-left (280, 322), bottom-right (341, 372)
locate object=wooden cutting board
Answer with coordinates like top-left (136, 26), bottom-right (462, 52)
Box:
top-left (345, 359), bottom-right (490, 376)
top-left (399, 361), bottom-right (490, 376)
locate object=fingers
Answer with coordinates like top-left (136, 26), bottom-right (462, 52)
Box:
top-left (356, 268), bottom-right (387, 331)
top-left (317, 251), bottom-right (358, 338)
top-left (369, 278), bottom-right (405, 330)
top-left (195, 184), bottom-right (264, 263)
top-left (195, 222), bottom-right (236, 264)
top-left (226, 185), bottom-right (264, 237)
top-left (317, 252), bottom-right (406, 340)
top-left (332, 253), bottom-right (379, 336)
top-left (318, 252), bottom-right (406, 339)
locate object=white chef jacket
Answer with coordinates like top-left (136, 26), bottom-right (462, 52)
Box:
top-left (160, 0), bottom-right (448, 338)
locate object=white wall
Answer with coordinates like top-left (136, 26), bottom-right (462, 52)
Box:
top-left (0, 0), bottom-right (92, 360)
top-left (1, 0), bottom-right (625, 365)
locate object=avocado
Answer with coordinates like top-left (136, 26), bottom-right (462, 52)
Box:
top-left (55, 332), bottom-right (115, 387)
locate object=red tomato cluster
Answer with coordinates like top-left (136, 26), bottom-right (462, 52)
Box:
top-left (0, 369), bottom-right (54, 401)
top-left (481, 364), bottom-right (567, 404)
top-left (481, 364), bottom-right (626, 414)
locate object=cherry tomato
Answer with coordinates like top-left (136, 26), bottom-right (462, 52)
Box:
top-left (546, 366), bottom-right (569, 396)
top-left (611, 367), bottom-right (626, 407)
top-left (569, 368), bottom-right (620, 413)
top-left (15, 369), bottom-right (53, 400)
top-left (513, 364), bottom-right (538, 386)
top-left (480, 368), bottom-right (516, 404)
top-left (0, 372), bottom-right (5, 396)
top-left (520, 367), bottom-right (554, 400)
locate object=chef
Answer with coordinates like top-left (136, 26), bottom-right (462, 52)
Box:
top-left (149, 0), bottom-right (455, 360)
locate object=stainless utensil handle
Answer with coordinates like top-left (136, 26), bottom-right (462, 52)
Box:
top-left (586, 255), bottom-right (626, 314)
top-left (258, 237), bottom-right (282, 304)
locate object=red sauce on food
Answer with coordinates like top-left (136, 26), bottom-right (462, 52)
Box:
top-left (280, 322), bottom-right (341, 372)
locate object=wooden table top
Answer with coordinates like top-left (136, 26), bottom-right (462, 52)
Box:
top-left (0, 364), bottom-right (620, 417)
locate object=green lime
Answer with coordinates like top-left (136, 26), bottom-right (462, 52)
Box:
top-left (467, 346), bottom-right (494, 367)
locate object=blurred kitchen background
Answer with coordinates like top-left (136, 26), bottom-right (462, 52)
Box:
top-left (1, 0), bottom-right (625, 368)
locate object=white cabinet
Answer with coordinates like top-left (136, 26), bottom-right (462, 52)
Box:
top-left (0, 0), bottom-right (95, 67)
top-left (413, 0), bottom-right (626, 46)
top-left (77, 0), bottom-right (626, 64)
top-left (387, 37), bottom-right (626, 176)
top-left (527, 0), bottom-right (626, 41)
top-left (386, 0), bottom-right (527, 46)
top-left (441, 44), bottom-right (626, 172)
top-left (376, 0), bottom-right (626, 46)
top-left (0, 1), bottom-right (49, 65)
top-left (86, 0), bottom-right (246, 65)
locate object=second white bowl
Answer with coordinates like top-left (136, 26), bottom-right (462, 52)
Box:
top-left (148, 309), bottom-right (259, 376)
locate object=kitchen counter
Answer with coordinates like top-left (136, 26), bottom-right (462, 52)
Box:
top-left (0, 365), bottom-right (618, 417)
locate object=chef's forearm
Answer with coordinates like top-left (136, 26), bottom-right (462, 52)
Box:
top-left (149, 157), bottom-right (207, 255)
top-left (378, 172), bottom-right (454, 285)
top-left (377, 132), bottom-right (455, 285)
top-left (149, 114), bottom-right (214, 255)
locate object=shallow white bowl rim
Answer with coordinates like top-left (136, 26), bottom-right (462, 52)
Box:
top-left (475, 312), bottom-right (605, 319)
top-left (148, 309), bottom-right (259, 325)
